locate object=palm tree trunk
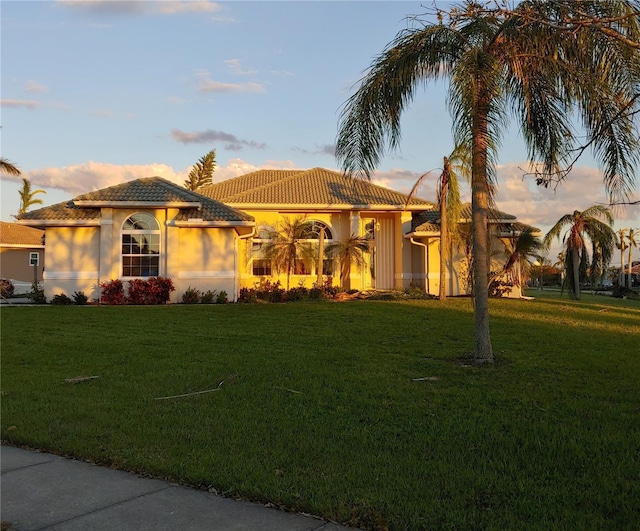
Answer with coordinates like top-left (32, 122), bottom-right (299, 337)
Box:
top-left (620, 246), bottom-right (626, 287)
top-left (572, 249), bottom-right (582, 300)
top-left (471, 93), bottom-right (494, 363)
top-left (439, 175), bottom-right (448, 301)
top-left (628, 244), bottom-right (634, 289)
top-left (317, 228), bottom-right (325, 287)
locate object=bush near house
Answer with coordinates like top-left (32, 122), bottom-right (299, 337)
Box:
top-left (51, 293), bottom-right (73, 305)
top-left (0, 279), bottom-right (15, 299)
top-left (181, 287), bottom-right (201, 304)
top-left (100, 277), bottom-right (175, 305)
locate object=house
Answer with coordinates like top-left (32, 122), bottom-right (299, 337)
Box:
top-left (0, 221), bottom-right (44, 284)
top-left (16, 168), bottom-right (537, 302)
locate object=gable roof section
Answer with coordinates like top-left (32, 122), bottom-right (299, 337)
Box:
top-left (410, 204), bottom-right (539, 235)
top-left (200, 167), bottom-right (434, 210)
top-left (0, 221), bottom-right (44, 247)
top-left (16, 177), bottom-right (254, 227)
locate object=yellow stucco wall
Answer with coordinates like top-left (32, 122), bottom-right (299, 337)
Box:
top-left (43, 226), bottom-right (100, 300)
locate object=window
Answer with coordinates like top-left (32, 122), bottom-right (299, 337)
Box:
top-left (122, 213), bottom-right (160, 277)
top-left (302, 221), bottom-right (333, 240)
top-left (251, 228), bottom-right (272, 276)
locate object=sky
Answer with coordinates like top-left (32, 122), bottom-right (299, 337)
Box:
top-left (2, 0), bottom-right (639, 265)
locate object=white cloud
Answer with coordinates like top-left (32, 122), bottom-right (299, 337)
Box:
top-left (25, 80), bottom-right (49, 93)
top-left (56, 0), bottom-right (221, 16)
top-left (156, 1), bottom-right (221, 15)
top-left (224, 59), bottom-right (257, 76)
top-left (14, 162), bottom-right (184, 196)
top-left (1, 99), bottom-right (40, 110)
top-left (194, 70), bottom-right (265, 94)
top-left (197, 79), bottom-right (266, 94)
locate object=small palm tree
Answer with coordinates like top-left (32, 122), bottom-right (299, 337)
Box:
top-left (325, 234), bottom-right (370, 290)
top-left (406, 144), bottom-right (470, 300)
top-left (490, 228), bottom-right (544, 294)
top-left (261, 216), bottom-right (314, 290)
top-left (616, 228), bottom-right (629, 286)
top-left (627, 229), bottom-right (639, 287)
top-left (1, 157), bottom-right (21, 176)
top-left (18, 178), bottom-right (46, 215)
top-left (544, 206), bottom-right (616, 300)
top-left (184, 149), bottom-right (216, 191)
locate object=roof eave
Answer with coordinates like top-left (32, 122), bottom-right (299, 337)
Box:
top-left (15, 219), bottom-right (101, 227)
top-left (223, 203), bottom-right (432, 211)
top-left (172, 220), bottom-right (256, 228)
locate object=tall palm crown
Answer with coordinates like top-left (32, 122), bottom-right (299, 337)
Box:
top-left (544, 206), bottom-right (616, 300)
top-left (336, 0), bottom-right (640, 362)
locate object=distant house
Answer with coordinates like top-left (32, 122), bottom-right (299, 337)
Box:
top-left (0, 221), bottom-right (44, 283)
top-left (16, 168), bottom-right (537, 301)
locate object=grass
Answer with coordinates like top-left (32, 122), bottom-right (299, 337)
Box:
top-left (2, 294), bottom-right (639, 530)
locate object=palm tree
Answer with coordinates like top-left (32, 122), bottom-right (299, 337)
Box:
top-left (184, 149), bottom-right (216, 191)
top-left (336, 1), bottom-right (640, 363)
top-left (0, 157), bottom-right (21, 176)
top-left (616, 228), bottom-right (629, 286)
top-left (627, 228), bottom-right (639, 287)
top-left (554, 251), bottom-right (566, 286)
top-left (544, 206), bottom-right (616, 300)
top-left (490, 228), bottom-right (544, 295)
top-left (261, 216), bottom-right (314, 290)
top-left (406, 145), bottom-right (470, 300)
top-left (18, 178), bottom-right (46, 215)
top-left (325, 234), bottom-right (370, 290)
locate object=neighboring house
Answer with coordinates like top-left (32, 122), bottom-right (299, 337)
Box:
top-left (16, 178), bottom-right (254, 302)
top-left (0, 221), bottom-right (44, 283)
top-left (16, 168), bottom-right (536, 301)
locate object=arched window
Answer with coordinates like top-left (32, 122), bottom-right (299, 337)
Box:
top-left (301, 221), bottom-right (333, 240)
top-left (121, 213), bottom-right (160, 277)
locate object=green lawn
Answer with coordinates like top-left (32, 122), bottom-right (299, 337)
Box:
top-left (2, 295), bottom-right (639, 530)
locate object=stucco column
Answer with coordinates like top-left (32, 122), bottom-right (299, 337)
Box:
top-left (165, 208), bottom-right (180, 281)
top-left (98, 208), bottom-right (114, 286)
top-left (395, 211), bottom-right (413, 289)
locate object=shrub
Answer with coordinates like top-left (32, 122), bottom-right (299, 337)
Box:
top-left (308, 286), bottom-right (323, 300)
top-left (147, 276), bottom-right (175, 304)
top-left (127, 278), bottom-right (149, 305)
top-left (100, 279), bottom-right (125, 305)
top-left (51, 293), bottom-right (73, 305)
top-left (201, 290), bottom-right (217, 304)
top-left (612, 285), bottom-right (639, 299)
top-left (0, 279), bottom-right (15, 299)
top-left (285, 286), bottom-right (308, 302)
top-left (182, 287), bottom-right (201, 304)
top-left (28, 281), bottom-right (46, 304)
top-left (237, 287), bottom-right (257, 303)
top-left (73, 291), bottom-right (89, 305)
top-left (126, 277), bottom-right (175, 305)
top-left (216, 290), bottom-right (228, 304)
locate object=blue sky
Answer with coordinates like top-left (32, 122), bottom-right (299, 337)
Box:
top-left (2, 0), bottom-right (638, 262)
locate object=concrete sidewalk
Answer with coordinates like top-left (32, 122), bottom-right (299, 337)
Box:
top-left (1, 446), bottom-right (348, 531)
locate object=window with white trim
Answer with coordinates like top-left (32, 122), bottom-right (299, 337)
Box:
top-left (121, 213), bottom-right (160, 277)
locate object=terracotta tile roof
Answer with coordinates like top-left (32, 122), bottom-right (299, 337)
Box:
top-left (0, 221), bottom-right (44, 246)
top-left (17, 201), bottom-right (101, 222)
top-left (16, 177), bottom-right (253, 225)
top-left (200, 167), bottom-right (433, 209)
top-left (410, 204), bottom-right (536, 233)
top-left (74, 177), bottom-right (206, 204)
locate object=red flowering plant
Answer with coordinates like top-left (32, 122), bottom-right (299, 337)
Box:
top-left (100, 279), bottom-right (125, 305)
